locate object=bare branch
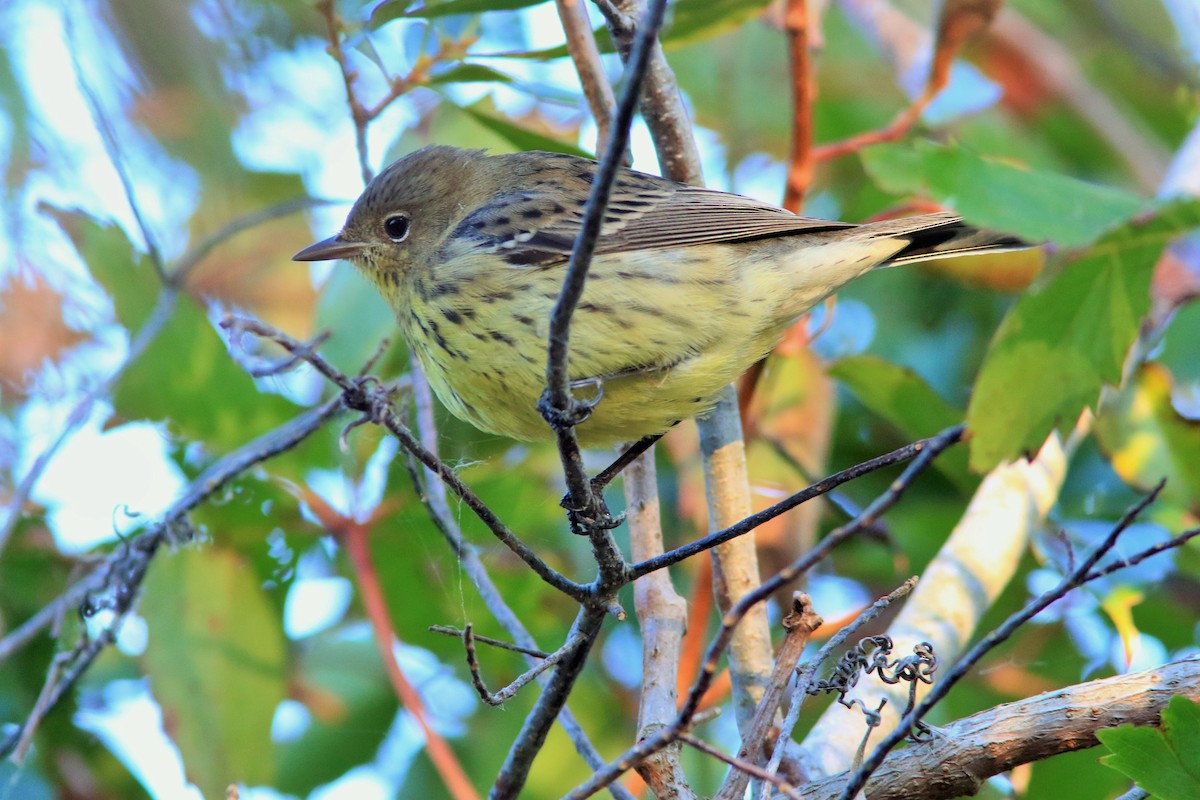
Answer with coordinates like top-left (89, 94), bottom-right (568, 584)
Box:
top-left (630, 425), bottom-right (965, 579)
top-left (797, 656), bottom-right (1200, 800)
top-left (222, 315), bottom-right (587, 600)
top-left (556, 0), bottom-right (617, 151)
top-left (626, 449), bottom-right (692, 798)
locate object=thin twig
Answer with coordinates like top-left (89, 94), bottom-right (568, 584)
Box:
top-left (630, 426), bottom-right (965, 579)
top-left (429, 626), bottom-right (550, 659)
top-left (68, 15), bottom-right (165, 280)
top-left (464, 626), bottom-right (584, 706)
top-left (678, 733), bottom-right (804, 800)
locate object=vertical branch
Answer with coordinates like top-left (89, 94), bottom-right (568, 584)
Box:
top-left (625, 450), bottom-right (692, 797)
top-left (542, 0), bottom-right (671, 538)
top-left (783, 0), bottom-right (815, 211)
top-left (606, 0), bottom-right (776, 740)
top-left (697, 388), bottom-right (776, 732)
top-left (556, 0), bottom-right (617, 151)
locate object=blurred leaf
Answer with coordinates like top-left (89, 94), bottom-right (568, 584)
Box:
top-left (275, 633), bottom-right (399, 795)
top-left (1095, 363), bottom-right (1200, 508)
top-left (142, 547), bottom-right (286, 799)
top-left (183, 171), bottom-right (317, 336)
top-left (480, 0), bottom-right (774, 59)
top-left (918, 247), bottom-right (1045, 292)
top-left (829, 355), bottom-right (973, 491)
top-left (427, 62), bottom-right (515, 85)
top-left (314, 263), bottom-right (400, 373)
top-left (374, 0), bottom-right (546, 26)
top-left (1099, 585), bottom-right (1143, 670)
top-left (113, 294), bottom-right (296, 449)
top-left (457, 104), bottom-right (592, 157)
top-left (861, 141), bottom-right (1148, 247)
top-left (1099, 695), bottom-right (1200, 800)
top-left (664, 0), bottom-right (776, 46)
top-left (43, 206), bottom-right (158, 330)
top-left (0, 276), bottom-right (89, 395)
top-left (967, 202), bottom-right (1200, 472)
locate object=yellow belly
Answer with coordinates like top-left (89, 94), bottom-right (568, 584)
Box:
top-left (391, 236), bottom-right (891, 446)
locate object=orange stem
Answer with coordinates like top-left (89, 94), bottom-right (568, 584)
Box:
top-left (783, 0), bottom-right (814, 211)
top-left (303, 489), bottom-right (480, 800)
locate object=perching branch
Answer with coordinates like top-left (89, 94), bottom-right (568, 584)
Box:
top-left (541, 0), bottom-right (671, 537)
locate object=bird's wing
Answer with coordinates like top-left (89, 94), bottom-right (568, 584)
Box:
top-left (445, 167), bottom-right (855, 267)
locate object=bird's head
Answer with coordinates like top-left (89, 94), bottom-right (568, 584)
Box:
top-left (293, 145), bottom-right (488, 287)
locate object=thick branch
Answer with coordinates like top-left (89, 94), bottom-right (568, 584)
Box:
top-left (792, 657), bottom-right (1200, 800)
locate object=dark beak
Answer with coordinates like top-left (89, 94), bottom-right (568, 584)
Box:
top-left (292, 234), bottom-right (368, 262)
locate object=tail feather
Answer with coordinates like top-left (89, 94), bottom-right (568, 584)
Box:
top-left (865, 213), bottom-right (1031, 267)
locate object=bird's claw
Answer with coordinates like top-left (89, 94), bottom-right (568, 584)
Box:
top-left (561, 487), bottom-right (624, 535)
top-left (537, 380), bottom-right (604, 432)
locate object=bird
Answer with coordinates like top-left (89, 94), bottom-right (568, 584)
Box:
top-left (294, 145), bottom-right (1025, 447)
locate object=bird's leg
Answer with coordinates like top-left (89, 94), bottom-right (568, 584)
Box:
top-left (591, 434), bottom-right (662, 493)
top-left (558, 434), bottom-right (663, 529)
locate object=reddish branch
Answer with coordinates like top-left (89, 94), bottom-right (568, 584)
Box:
top-left (783, 0), bottom-right (815, 210)
top-left (304, 491), bottom-right (480, 800)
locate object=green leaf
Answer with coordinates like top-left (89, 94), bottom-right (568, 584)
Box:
top-left (427, 63), bottom-right (515, 85)
top-left (1095, 363), bottom-right (1200, 508)
top-left (829, 355), bottom-right (973, 491)
top-left (142, 547), bottom-right (286, 799)
top-left (457, 104), bottom-right (592, 157)
top-left (861, 141), bottom-right (1147, 247)
top-left (664, 0), bottom-right (776, 46)
top-left (112, 294), bottom-right (295, 449)
top-left (476, 0), bottom-right (774, 59)
top-left (1099, 695), bottom-right (1200, 800)
top-left (275, 633), bottom-right (400, 795)
top-left (314, 263), bottom-right (399, 374)
top-left (373, 0), bottom-right (547, 27)
top-left (43, 206), bottom-right (158, 329)
top-left (966, 202), bottom-right (1200, 472)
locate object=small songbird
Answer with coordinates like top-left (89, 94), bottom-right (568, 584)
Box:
top-left (295, 146), bottom-right (1024, 447)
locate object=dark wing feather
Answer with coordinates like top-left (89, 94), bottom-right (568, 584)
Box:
top-left (447, 164), bottom-right (854, 267)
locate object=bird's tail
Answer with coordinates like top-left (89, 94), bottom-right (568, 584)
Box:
top-left (865, 212), bottom-right (1030, 267)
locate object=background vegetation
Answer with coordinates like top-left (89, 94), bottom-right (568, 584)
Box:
top-left (1, 0), bottom-right (1198, 798)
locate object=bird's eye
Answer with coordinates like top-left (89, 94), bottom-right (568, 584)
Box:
top-left (384, 214), bottom-right (410, 242)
